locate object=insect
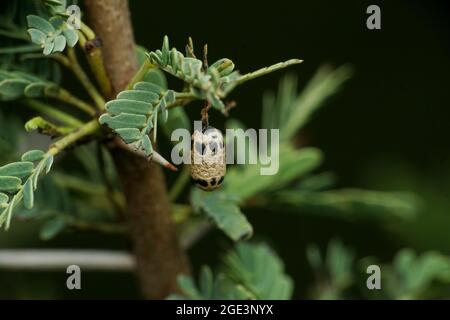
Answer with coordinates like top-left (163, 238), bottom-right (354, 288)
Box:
top-left (191, 125), bottom-right (226, 191)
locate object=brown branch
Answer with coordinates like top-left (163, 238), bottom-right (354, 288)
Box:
top-left (84, 0), bottom-right (190, 299)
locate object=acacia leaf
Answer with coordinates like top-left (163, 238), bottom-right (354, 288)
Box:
top-left (0, 176), bottom-right (22, 193)
top-left (0, 162), bottom-right (34, 179)
top-left (191, 189), bottom-right (253, 241)
top-left (21, 150), bottom-right (45, 162)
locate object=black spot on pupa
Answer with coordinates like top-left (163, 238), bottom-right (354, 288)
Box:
top-left (196, 179), bottom-right (208, 188)
top-left (218, 176), bottom-right (224, 185)
top-left (210, 178), bottom-right (216, 186)
top-left (209, 142), bottom-right (218, 155)
top-left (195, 142), bottom-right (206, 155)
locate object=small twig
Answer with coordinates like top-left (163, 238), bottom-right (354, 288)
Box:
top-left (80, 22), bottom-right (96, 40)
top-left (235, 59), bottom-right (303, 85)
top-left (200, 101), bottom-right (211, 127)
top-left (23, 99), bottom-right (84, 128)
top-left (125, 58), bottom-right (154, 90)
top-left (45, 87), bottom-right (97, 116)
top-left (185, 36), bottom-right (196, 58)
top-left (223, 100), bottom-right (237, 116)
top-left (66, 47), bottom-right (106, 110)
top-left (202, 44), bottom-right (208, 70)
top-left (82, 36), bottom-right (113, 97)
top-left (48, 119), bottom-right (101, 157)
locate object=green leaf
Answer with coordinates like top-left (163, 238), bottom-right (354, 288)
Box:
top-left (191, 189), bottom-right (253, 241)
top-left (40, 217), bottom-right (67, 240)
top-left (62, 28), bottom-right (78, 47)
top-left (0, 79), bottom-right (30, 100)
top-left (21, 150), bottom-right (45, 162)
top-left (0, 162), bottom-right (34, 179)
top-left (263, 66), bottom-right (353, 141)
top-left (24, 82), bottom-right (48, 97)
top-left (172, 242), bottom-right (292, 300)
top-left (52, 35), bottom-right (66, 52)
top-left (142, 135), bottom-right (153, 156)
top-left (210, 58), bottom-right (235, 76)
top-left (23, 179), bottom-right (34, 209)
top-left (143, 69), bottom-right (167, 88)
top-left (99, 113), bottom-right (147, 130)
top-left (199, 265), bottom-right (214, 298)
top-left (115, 128), bottom-right (141, 144)
top-left (44, 155), bottom-right (54, 174)
top-left (117, 90), bottom-right (159, 104)
top-left (25, 117), bottom-right (72, 136)
top-left (27, 29), bottom-right (46, 45)
top-left (105, 99), bottom-right (152, 115)
top-left (224, 242), bottom-right (294, 299)
top-left (225, 146), bottom-right (323, 201)
top-left (277, 189), bottom-right (420, 220)
top-left (0, 176), bottom-right (22, 193)
top-left (133, 81), bottom-right (163, 94)
top-left (27, 15), bottom-right (55, 34)
top-left (177, 274), bottom-right (203, 299)
top-left (162, 35), bottom-right (170, 65)
top-left (43, 41), bottom-right (54, 55)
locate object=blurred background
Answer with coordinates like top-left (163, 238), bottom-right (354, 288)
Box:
top-left (0, 0), bottom-right (449, 299)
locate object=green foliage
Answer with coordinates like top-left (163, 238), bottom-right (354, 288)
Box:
top-left (0, 149), bottom-right (54, 229)
top-left (39, 215), bottom-right (67, 240)
top-left (6, 143), bottom-right (124, 240)
top-left (25, 116), bottom-right (73, 136)
top-left (26, 0), bottom-right (78, 56)
top-left (276, 188), bottom-right (420, 220)
top-left (382, 249), bottom-right (450, 299)
top-left (0, 69), bottom-right (56, 100)
top-left (262, 65), bottom-right (353, 141)
top-left (99, 81), bottom-right (175, 156)
top-left (191, 189), bottom-right (252, 241)
top-left (170, 242), bottom-right (293, 300)
top-left (307, 240), bottom-right (450, 299)
top-left (147, 36), bottom-right (238, 112)
top-left (145, 36), bottom-right (301, 113)
top-left (224, 145), bottom-right (323, 202)
top-left (307, 240), bottom-right (355, 299)
top-left (102, 36), bottom-right (300, 157)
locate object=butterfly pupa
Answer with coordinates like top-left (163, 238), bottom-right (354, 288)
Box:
top-left (191, 125), bottom-right (226, 191)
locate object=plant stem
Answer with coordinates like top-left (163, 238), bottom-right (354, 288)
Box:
top-left (126, 59), bottom-right (154, 89)
top-left (48, 119), bottom-right (100, 156)
top-left (45, 87), bottom-right (97, 116)
top-left (77, 25), bottom-right (113, 98)
top-left (80, 22), bottom-right (96, 40)
top-left (84, 0), bottom-right (190, 299)
top-left (66, 47), bottom-right (106, 110)
top-left (23, 99), bottom-right (84, 128)
top-left (235, 59), bottom-right (303, 85)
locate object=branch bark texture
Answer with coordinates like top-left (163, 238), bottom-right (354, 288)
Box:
top-left (84, 0), bottom-right (190, 299)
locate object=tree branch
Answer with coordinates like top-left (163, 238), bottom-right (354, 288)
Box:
top-left (84, 0), bottom-right (190, 299)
